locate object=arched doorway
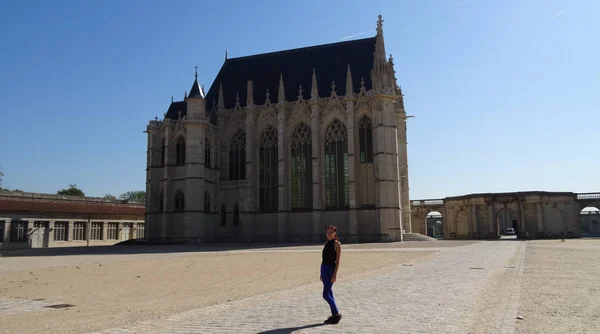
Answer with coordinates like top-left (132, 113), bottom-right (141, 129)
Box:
top-left (496, 208), bottom-right (518, 236)
top-left (426, 211), bottom-right (443, 239)
top-left (580, 207), bottom-right (600, 237)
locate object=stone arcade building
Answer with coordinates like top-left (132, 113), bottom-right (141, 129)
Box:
top-left (410, 191), bottom-right (599, 239)
top-left (145, 15), bottom-right (412, 243)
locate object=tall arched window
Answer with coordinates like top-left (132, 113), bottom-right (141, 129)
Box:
top-left (229, 129), bottom-right (246, 180)
top-left (175, 136), bottom-right (186, 165)
top-left (159, 190), bottom-right (164, 212)
top-left (160, 138), bottom-right (166, 166)
top-left (174, 190), bottom-right (185, 212)
top-left (324, 119), bottom-right (349, 208)
top-left (259, 126), bottom-right (278, 211)
top-left (358, 116), bottom-right (373, 163)
top-left (233, 203), bottom-right (240, 226)
top-left (290, 123), bottom-right (312, 209)
top-left (204, 191), bottom-right (211, 213)
top-left (205, 137), bottom-right (211, 168)
top-left (220, 205), bottom-right (226, 226)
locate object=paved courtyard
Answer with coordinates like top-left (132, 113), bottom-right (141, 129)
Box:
top-left (86, 241), bottom-right (522, 334)
top-left (1, 239), bottom-right (598, 334)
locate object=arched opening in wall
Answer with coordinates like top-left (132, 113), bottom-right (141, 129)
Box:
top-left (426, 211), bottom-right (443, 239)
top-left (259, 126), bottom-right (278, 212)
top-left (205, 137), bottom-right (211, 168)
top-left (173, 190), bottom-right (185, 212)
top-left (160, 138), bottom-right (166, 166)
top-left (220, 205), bottom-right (226, 226)
top-left (455, 209), bottom-right (469, 238)
top-left (580, 207), bottom-right (600, 237)
top-left (233, 204), bottom-right (240, 226)
top-left (159, 191), bottom-right (164, 212)
top-left (229, 129), bottom-right (246, 181)
top-left (323, 119), bottom-right (349, 209)
top-left (496, 208), bottom-right (518, 237)
top-left (175, 136), bottom-right (186, 165)
top-left (204, 191), bottom-right (211, 213)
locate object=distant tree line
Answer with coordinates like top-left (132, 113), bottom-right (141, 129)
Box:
top-left (0, 169), bottom-right (144, 202)
top-left (0, 166), bottom-right (21, 192)
top-left (103, 190), bottom-right (146, 203)
top-left (57, 184), bottom-right (146, 203)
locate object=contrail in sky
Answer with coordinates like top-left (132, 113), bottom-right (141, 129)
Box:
top-left (341, 32), bottom-right (368, 40)
top-left (549, 4), bottom-right (574, 21)
top-left (340, 0), bottom-right (476, 40)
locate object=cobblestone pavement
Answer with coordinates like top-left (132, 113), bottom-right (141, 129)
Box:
top-left (91, 241), bottom-right (526, 334)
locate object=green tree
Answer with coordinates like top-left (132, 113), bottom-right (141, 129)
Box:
top-left (57, 184), bottom-right (85, 197)
top-left (103, 194), bottom-right (117, 200)
top-left (119, 190), bottom-right (146, 203)
top-left (0, 166), bottom-right (4, 190)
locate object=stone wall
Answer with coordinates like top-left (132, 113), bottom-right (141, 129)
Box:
top-left (409, 191), bottom-right (585, 240)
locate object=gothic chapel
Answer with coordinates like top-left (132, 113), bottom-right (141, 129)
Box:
top-left (144, 15), bottom-right (412, 243)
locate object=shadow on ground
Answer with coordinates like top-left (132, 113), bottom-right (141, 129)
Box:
top-left (256, 323), bottom-right (327, 333)
top-left (0, 241), bottom-right (326, 258)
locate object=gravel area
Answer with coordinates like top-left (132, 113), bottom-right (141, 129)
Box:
top-left (516, 239), bottom-right (600, 334)
top-left (0, 243), bottom-right (438, 334)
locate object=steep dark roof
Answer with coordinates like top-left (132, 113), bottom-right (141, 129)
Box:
top-left (204, 36), bottom-right (376, 110)
top-left (188, 79), bottom-right (204, 99)
top-left (165, 101), bottom-right (187, 120)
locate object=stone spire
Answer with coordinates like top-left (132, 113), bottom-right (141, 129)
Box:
top-left (184, 90), bottom-right (187, 101)
top-left (247, 80), bottom-right (254, 106)
top-left (397, 85), bottom-right (405, 110)
top-left (311, 68), bottom-right (319, 101)
top-left (278, 73), bottom-right (285, 104)
top-left (217, 82), bottom-right (225, 109)
top-left (188, 66), bottom-right (205, 99)
top-left (374, 15), bottom-right (387, 68)
top-left (372, 14), bottom-right (391, 92)
top-left (345, 63), bottom-right (353, 98)
top-left (234, 93), bottom-right (241, 109)
top-left (359, 77), bottom-right (366, 94)
top-left (389, 53), bottom-right (399, 90)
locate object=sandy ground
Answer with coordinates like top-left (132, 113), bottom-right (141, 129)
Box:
top-left (0, 242), bottom-right (446, 334)
top-left (516, 239), bottom-right (600, 334)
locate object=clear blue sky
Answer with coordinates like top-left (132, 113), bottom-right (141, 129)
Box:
top-left (0, 0), bottom-right (597, 200)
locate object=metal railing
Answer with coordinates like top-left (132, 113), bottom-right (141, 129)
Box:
top-left (576, 193), bottom-right (600, 200)
top-left (411, 199), bottom-right (444, 206)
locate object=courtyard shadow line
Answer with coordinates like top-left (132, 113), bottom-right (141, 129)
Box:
top-left (0, 242), bottom-right (327, 258)
top-left (256, 323), bottom-right (327, 333)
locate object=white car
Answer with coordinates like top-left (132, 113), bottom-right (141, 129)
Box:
top-left (505, 228), bottom-right (516, 235)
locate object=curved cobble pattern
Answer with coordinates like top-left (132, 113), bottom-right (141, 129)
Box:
top-left (91, 241), bottom-right (525, 334)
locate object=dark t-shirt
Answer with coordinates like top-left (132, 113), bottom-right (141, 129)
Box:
top-left (322, 239), bottom-right (337, 267)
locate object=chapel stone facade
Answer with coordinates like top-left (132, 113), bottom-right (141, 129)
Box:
top-left (144, 15), bottom-right (412, 243)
